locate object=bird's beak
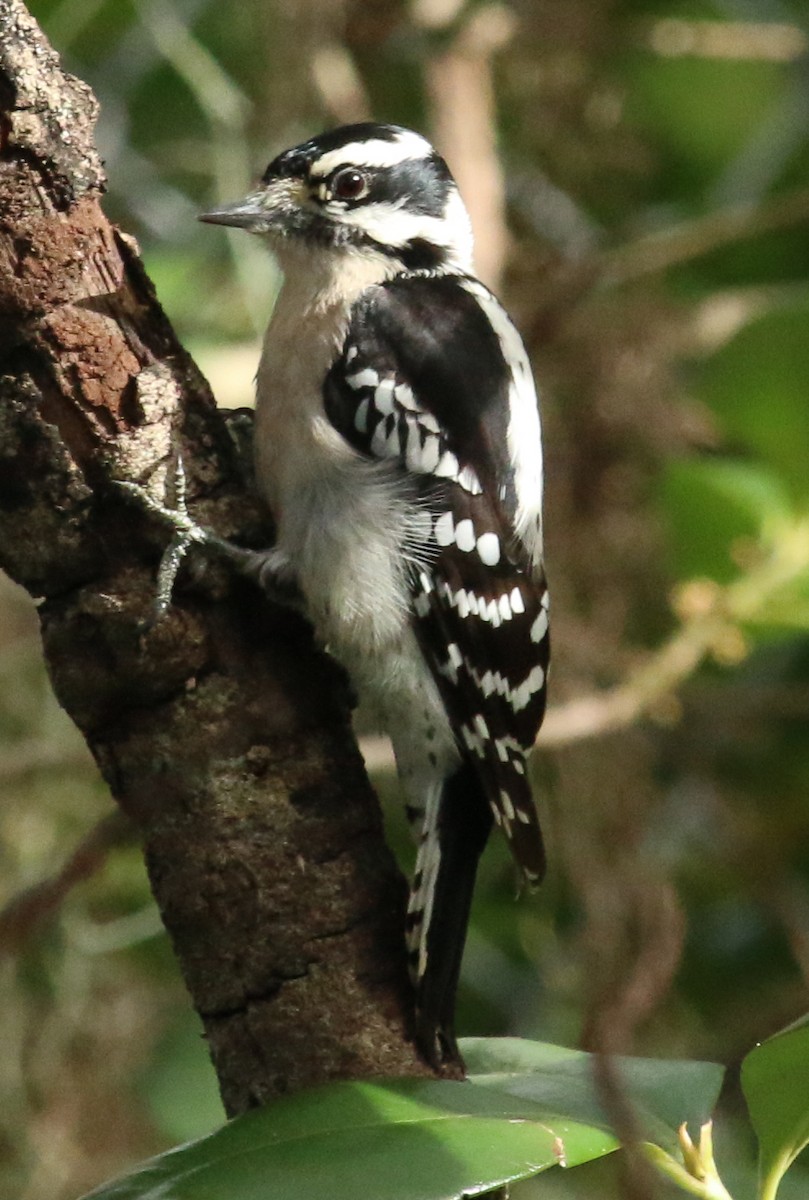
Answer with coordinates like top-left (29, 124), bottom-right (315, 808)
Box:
top-left (198, 189), bottom-right (269, 231)
top-left (199, 178), bottom-right (306, 233)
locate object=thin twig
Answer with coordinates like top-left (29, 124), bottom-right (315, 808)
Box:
top-left (600, 184), bottom-right (809, 287)
top-left (540, 521), bottom-right (809, 749)
top-left (0, 738), bottom-right (92, 780)
top-left (0, 812), bottom-right (133, 956)
top-left (539, 611), bottom-right (724, 748)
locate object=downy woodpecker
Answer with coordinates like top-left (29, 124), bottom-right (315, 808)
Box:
top-left (200, 123), bottom-right (549, 1066)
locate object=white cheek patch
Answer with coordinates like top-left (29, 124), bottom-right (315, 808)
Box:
top-left (339, 194), bottom-right (474, 273)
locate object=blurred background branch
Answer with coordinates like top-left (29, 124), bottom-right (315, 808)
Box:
top-left (542, 518), bottom-right (809, 747)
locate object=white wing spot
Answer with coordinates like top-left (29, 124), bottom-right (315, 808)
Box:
top-left (374, 378), bottom-right (396, 416)
top-left (435, 450), bottom-right (460, 479)
top-left (461, 723), bottom-right (486, 759)
top-left (454, 519), bottom-right (475, 553)
top-left (510, 587), bottom-right (526, 615)
top-left (416, 434), bottom-right (440, 472)
top-left (528, 664), bottom-right (545, 691)
top-left (454, 589), bottom-right (470, 619)
top-left (394, 382), bottom-right (418, 411)
top-left (405, 431), bottom-right (426, 473)
top-left (354, 396), bottom-right (370, 433)
top-left (371, 421), bottom-right (389, 456)
top-left (434, 511), bottom-right (455, 547)
top-left (386, 423), bottom-right (401, 454)
top-left (476, 532), bottom-right (501, 567)
top-left (510, 664), bottom-right (546, 713)
top-left (457, 464), bottom-right (483, 495)
top-left (530, 609), bottom-right (549, 644)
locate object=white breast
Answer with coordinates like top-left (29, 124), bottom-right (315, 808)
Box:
top-left (252, 245), bottom-right (416, 659)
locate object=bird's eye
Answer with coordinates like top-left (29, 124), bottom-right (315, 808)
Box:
top-left (331, 168), bottom-right (368, 202)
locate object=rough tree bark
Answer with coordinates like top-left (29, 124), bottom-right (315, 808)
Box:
top-left (0, 0), bottom-right (435, 1119)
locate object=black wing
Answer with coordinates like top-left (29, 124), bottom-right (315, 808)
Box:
top-left (324, 273), bottom-right (549, 884)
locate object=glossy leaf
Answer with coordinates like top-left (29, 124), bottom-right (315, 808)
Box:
top-left (81, 1038), bottom-right (727, 1200)
top-left (80, 1073), bottom-right (616, 1200)
top-left (741, 1014), bottom-right (809, 1200)
top-left (462, 1038), bottom-right (725, 1150)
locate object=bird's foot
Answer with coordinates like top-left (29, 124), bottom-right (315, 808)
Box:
top-left (117, 454), bottom-right (302, 619)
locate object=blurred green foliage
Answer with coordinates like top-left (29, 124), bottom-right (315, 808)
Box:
top-left (3, 0), bottom-right (809, 1197)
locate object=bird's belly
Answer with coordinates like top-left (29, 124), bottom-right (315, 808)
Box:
top-left (255, 397), bottom-right (415, 656)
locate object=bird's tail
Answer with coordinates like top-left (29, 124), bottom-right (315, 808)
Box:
top-left (405, 761), bottom-right (492, 1067)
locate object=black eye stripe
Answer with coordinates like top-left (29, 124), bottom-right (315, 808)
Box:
top-left (309, 159), bottom-right (452, 219)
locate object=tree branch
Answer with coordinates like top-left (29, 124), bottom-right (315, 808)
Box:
top-left (0, 811), bottom-right (133, 955)
top-left (422, 2), bottom-right (514, 293)
top-left (0, 0), bottom-right (432, 1119)
top-left (600, 184), bottom-right (809, 287)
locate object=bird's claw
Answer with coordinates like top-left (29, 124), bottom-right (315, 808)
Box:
top-left (115, 457), bottom-right (212, 622)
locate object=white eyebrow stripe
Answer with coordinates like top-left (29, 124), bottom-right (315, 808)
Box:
top-left (309, 132), bottom-right (433, 178)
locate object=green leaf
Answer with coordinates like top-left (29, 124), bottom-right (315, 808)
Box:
top-left (80, 1073), bottom-right (615, 1200)
top-left (741, 1014), bottom-right (809, 1200)
top-left (137, 1014), bottom-right (225, 1143)
top-left (627, 55), bottom-right (784, 185)
top-left (699, 304), bottom-right (809, 504)
top-left (462, 1038), bottom-right (725, 1151)
top-left (82, 1039), bottom-right (725, 1200)
top-left (661, 458), bottom-right (792, 583)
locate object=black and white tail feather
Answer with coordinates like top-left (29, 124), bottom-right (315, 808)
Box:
top-left (198, 122), bottom-right (550, 1067)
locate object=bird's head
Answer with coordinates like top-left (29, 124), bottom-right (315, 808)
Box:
top-left (200, 122), bottom-right (474, 275)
